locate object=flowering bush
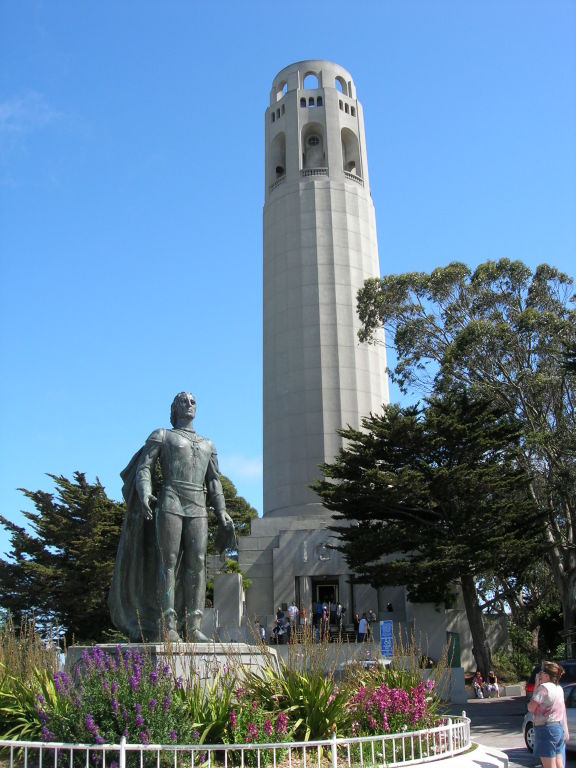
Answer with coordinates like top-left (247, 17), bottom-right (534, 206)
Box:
top-left (226, 688), bottom-right (290, 744)
top-left (350, 678), bottom-right (436, 736)
top-left (36, 646), bottom-right (197, 745)
top-left (2, 640), bottom-right (445, 754)
top-left (224, 686), bottom-right (291, 767)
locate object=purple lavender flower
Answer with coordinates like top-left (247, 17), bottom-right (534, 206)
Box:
top-left (53, 671), bottom-right (72, 694)
top-left (162, 696), bottom-right (171, 712)
top-left (275, 712), bottom-right (288, 735)
top-left (149, 670), bottom-right (158, 683)
top-left (135, 714), bottom-right (145, 728)
top-left (169, 730), bottom-right (178, 742)
top-left (85, 714), bottom-right (98, 734)
top-left (148, 699), bottom-right (157, 711)
top-left (41, 725), bottom-right (56, 742)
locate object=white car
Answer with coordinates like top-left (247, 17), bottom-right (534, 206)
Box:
top-left (523, 683), bottom-right (576, 752)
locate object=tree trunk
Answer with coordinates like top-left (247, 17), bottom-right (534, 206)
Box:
top-left (460, 573), bottom-right (492, 678)
top-left (562, 569), bottom-right (576, 658)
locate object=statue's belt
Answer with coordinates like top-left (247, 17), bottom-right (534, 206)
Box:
top-left (162, 481), bottom-right (206, 513)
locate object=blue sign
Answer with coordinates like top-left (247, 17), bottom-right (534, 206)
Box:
top-left (380, 620), bottom-right (393, 658)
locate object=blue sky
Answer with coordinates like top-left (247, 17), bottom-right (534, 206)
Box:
top-left (1, 1), bottom-right (575, 559)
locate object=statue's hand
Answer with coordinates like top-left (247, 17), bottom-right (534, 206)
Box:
top-left (219, 512), bottom-right (234, 528)
top-left (215, 512), bottom-right (235, 553)
top-left (142, 495), bottom-right (157, 521)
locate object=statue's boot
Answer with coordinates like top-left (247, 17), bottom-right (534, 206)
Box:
top-left (161, 609), bottom-right (182, 642)
top-left (187, 609), bottom-right (210, 643)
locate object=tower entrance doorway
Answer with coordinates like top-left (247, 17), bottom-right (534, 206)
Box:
top-left (310, 579), bottom-right (339, 629)
top-left (313, 581), bottom-right (338, 605)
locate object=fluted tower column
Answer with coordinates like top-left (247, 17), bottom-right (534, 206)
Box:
top-left (263, 60), bottom-right (388, 519)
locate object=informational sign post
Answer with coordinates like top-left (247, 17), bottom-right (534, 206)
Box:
top-left (380, 619), bottom-right (393, 659)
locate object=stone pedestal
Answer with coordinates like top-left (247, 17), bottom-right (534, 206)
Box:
top-left (65, 642), bottom-right (279, 682)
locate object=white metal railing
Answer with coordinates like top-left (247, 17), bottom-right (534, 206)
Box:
top-left (0, 716), bottom-right (470, 768)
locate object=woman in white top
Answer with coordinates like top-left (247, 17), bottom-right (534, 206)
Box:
top-left (528, 661), bottom-right (569, 768)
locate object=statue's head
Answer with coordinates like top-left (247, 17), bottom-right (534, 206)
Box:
top-left (170, 392), bottom-right (196, 427)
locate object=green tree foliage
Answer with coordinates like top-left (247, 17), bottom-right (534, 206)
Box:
top-left (476, 561), bottom-right (562, 659)
top-left (0, 472), bottom-right (257, 644)
top-left (357, 259), bottom-right (576, 640)
top-left (312, 389), bottom-right (543, 677)
top-left (0, 473), bottom-right (124, 644)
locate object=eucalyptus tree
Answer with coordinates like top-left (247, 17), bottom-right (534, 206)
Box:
top-left (357, 259), bottom-right (576, 642)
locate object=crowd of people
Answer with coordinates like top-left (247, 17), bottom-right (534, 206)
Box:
top-left (256, 602), bottom-right (381, 645)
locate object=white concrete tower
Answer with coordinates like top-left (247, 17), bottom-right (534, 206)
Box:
top-left (263, 60), bottom-right (389, 519)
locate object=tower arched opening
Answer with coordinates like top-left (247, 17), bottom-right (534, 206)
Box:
top-left (341, 127), bottom-right (361, 177)
top-left (303, 72), bottom-right (319, 89)
top-left (335, 76), bottom-right (347, 95)
top-left (275, 80), bottom-right (288, 101)
top-left (270, 132), bottom-right (286, 183)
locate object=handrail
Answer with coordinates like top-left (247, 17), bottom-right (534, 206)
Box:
top-left (0, 716), bottom-right (471, 768)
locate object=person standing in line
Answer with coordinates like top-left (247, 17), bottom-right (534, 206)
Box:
top-left (358, 613), bottom-right (368, 643)
top-left (288, 600), bottom-right (299, 625)
top-left (528, 661), bottom-right (569, 768)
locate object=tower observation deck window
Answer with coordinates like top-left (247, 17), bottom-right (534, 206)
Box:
top-left (302, 126), bottom-right (324, 170)
top-left (317, 96), bottom-right (323, 106)
top-left (308, 97), bottom-right (315, 107)
top-left (300, 98), bottom-right (306, 108)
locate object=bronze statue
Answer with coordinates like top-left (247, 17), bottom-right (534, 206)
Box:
top-left (109, 392), bottom-right (235, 642)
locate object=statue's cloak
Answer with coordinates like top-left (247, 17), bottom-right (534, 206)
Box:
top-left (108, 448), bottom-right (174, 641)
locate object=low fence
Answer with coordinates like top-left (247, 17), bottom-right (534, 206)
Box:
top-left (0, 716), bottom-right (470, 768)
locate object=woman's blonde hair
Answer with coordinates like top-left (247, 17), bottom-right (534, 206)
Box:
top-left (542, 661), bottom-right (565, 684)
